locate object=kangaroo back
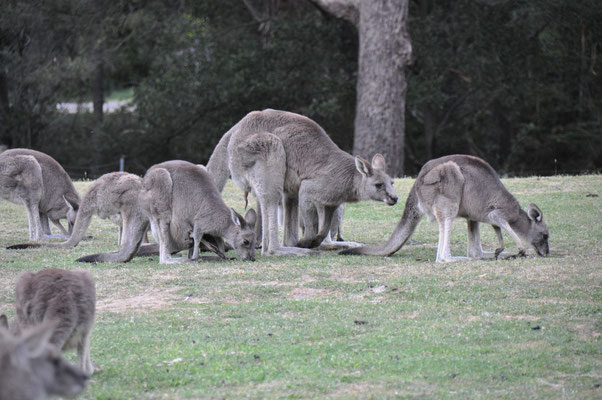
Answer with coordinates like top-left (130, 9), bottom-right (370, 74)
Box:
top-left (3, 149), bottom-right (80, 216)
top-left (7, 269), bottom-right (98, 376)
top-left (207, 129), bottom-right (232, 192)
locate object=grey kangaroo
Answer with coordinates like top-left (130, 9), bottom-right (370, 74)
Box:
top-left (139, 160), bottom-right (257, 264)
top-left (207, 109), bottom-right (398, 256)
top-left (8, 172), bottom-right (154, 263)
top-left (0, 320), bottom-right (88, 400)
top-left (341, 155), bottom-right (550, 262)
top-left (0, 149), bottom-right (80, 241)
top-left (0, 268), bottom-right (98, 377)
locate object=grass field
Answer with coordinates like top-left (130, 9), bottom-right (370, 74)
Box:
top-left (0, 175), bottom-right (600, 399)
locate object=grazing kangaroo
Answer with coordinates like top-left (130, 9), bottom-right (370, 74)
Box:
top-left (0, 321), bottom-right (88, 400)
top-left (207, 109), bottom-right (398, 256)
top-left (8, 172), bottom-right (155, 264)
top-left (0, 148), bottom-right (80, 241)
top-left (0, 268), bottom-right (98, 377)
top-left (341, 155), bottom-right (550, 262)
top-left (139, 160), bottom-right (257, 264)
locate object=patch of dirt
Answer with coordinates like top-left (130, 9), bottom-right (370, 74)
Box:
top-left (573, 323), bottom-right (601, 341)
top-left (290, 287), bottom-right (331, 300)
top-left (503, 315), bottom-right (540, 321)
top-left (97, 288), bottom-right (179, 313)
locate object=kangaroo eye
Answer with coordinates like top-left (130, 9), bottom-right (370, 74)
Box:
top-left (543, 234), bottom-right (548, 240)
top-left (375, 183), bottom-right (383, 189)
top-left (243, 239), bottom-right (250, 246)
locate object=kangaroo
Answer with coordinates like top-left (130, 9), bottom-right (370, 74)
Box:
top-left (0, 148), bottom-right (80, 241)
top-left (207, 109), bottom-right (398, 256)
top-left (0, 321), bottom-right (88, 400)
top-left (341, 155), bottom-right (550, 262)
top-left (7, 172), bottom-right (156, 264)
top-left (139, 160), bottom-right (257, 264)
top-left (0, 268), bottom-right (98, 377)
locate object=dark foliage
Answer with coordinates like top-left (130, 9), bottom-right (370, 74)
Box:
top-left (0, 0), bottom-right (599, 177)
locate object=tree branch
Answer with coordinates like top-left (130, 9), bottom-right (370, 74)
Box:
top-left (307, 0), bottom-right (359, 27)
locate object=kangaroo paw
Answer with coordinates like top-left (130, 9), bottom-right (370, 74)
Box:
top-left (494, 247), bottom-right (504, 260)
top-left (503, 249), bottom-right (527, 260)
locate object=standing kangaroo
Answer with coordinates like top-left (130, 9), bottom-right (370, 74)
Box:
top-left (341, 155), bottom-right (550, 262)
top-left (139, 160), bottom-right (257, 264)
top-left (0, 149), bottom-right (80, 241)
top-left (8, 172), bottom-right (154, 263)
top-left (207, 109), bottom-right (398, 256)
top-left (0, 268), bottom-right (98, 377)
top-left (0, 320), bottom-right (88, 400)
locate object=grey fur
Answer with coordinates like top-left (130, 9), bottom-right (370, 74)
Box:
top-left (0, 149), bottom-right (80, 241)
top-left (0, 321), bottom-right (88, 400)
top-left (341, 155), bottom-right (550, 262)
top-left (7, 172), bottom-right (155, 264)
top-left (207, 109), bottom-right (397, 256)
top-left (1, 268), bottom-right (97, 378)
top-left (139, 160), bottom-right (256, 264)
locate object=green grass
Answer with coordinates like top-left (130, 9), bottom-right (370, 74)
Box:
top-left (0, 175), bottom-right (600, 399)
top-left (106, 88), bottom-right (134, 102)
top-left (61, 88), bottom-right (134, 104)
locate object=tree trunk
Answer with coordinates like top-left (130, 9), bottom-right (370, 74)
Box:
top-left (353, 1), bottom-right (411, 177)
top-left (92, 48), bottom-right (104, 123)
top-left (309, 0), bottom-right (411, 177)
top-left (0, 70), bottom-right (11, 146)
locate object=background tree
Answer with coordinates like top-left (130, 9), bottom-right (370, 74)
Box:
top-left (310, 0), bottom-right (412, 176)
top-left (405, 0), bottom-right (601, 175)
top-left (0, 0), bottom-right (600, 177)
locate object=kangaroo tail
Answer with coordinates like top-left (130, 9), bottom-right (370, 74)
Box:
top-left (340, 185), bottom-right (423, 256)
top-left (206, 129), bottom-right (232, 192)
top-left (7, 210), bottom-right (94, 250)
top-left (76, 218), bottom-right (149, 263)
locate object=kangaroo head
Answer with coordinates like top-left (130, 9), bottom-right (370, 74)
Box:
top-left (0, 321), bottom-right (88, 400)
top-left (526, 204), bottom-right (549, 256)
top-left (63, 195), bottom-right (79, 235)
top-left (229, 208), bottom-right (257, 261)
top-left (355, 154), bottom-right (398, 206)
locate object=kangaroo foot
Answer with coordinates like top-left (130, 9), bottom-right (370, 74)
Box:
top-left (41, 233), bottom-right (70, 241)
top-left (296, 238), bottom-right (322, 248)
top-left (319, 241), bottom-right (363, 251)
top-left (436, 255), bottom-right (469, 263)
top-left (266, 246), bottom-right (318, 256)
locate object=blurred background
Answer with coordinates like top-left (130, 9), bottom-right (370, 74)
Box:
top-left (0, 0), bottom-right (600, 178)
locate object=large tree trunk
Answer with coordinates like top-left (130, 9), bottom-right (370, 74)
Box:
top-left (92, 47), bottom-right (104, 123)
top-left (310, 0), bottom-right (412, 177)
top-left (0, 70), bottom-right (11, 146)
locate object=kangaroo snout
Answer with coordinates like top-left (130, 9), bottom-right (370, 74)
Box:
top-left (386, 194), bottom-right (398, 206)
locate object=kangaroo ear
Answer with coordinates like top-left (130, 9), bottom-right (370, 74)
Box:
top-left (0, 314), bottom-right (8, 329)
top-left (527, 204), bottom-right (543, 222)
top-left (230, 208), bottom-right (245, 227)
top-left (244, 208), bottom-right (257, 228)
top-left (371, 154), bottom-right (386, 171)
top-left (355, 156), bottom-right (372, 177)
